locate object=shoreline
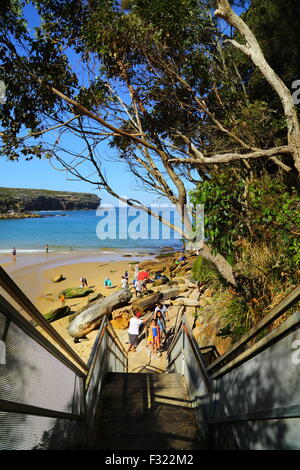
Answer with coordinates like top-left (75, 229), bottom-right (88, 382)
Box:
top-left (0, 249), bottom-right (163, 363)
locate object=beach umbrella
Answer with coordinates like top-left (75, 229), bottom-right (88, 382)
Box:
top-left (137, 271), bottom-right (149, 281)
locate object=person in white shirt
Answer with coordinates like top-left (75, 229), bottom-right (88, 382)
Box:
top-left (134, 264), bottom-right (140, 280)
top-left (121, 276), bottom-right (128, 289)
top-left (154, 302), bottom-right (170, 322)
top-left (135, 280), bottom-right (143, 297)
top-left (127, 312), bottom-right (148, 352)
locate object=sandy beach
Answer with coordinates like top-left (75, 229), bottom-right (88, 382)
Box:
top-left (0, 250), bottom-right (157, 363)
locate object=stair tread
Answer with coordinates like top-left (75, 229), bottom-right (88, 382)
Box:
top-left (90, 371), bottom-right (198, 450)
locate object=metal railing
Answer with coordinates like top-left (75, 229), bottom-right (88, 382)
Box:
top-left (0, 266), bottom-right (128, 450)
top-left (166, 284), bottom-right (300, 450)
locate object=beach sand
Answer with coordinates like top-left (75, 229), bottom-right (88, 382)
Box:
top-left (1, 251), bottom-right (151, 363)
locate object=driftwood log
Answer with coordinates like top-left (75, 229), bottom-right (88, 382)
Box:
top-left (131, 291), bottom-right (163, 312)
top-left (68, 288), bottom-right (132, 338)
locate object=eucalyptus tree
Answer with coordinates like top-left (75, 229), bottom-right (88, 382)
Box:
top-left (1, 0), bottom-right (299, 285)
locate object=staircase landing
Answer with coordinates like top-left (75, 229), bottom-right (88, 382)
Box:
top-left (90, 372), bottom-right (199, 450)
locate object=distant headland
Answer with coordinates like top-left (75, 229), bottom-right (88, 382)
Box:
top-left (0, 187), bottom-right (100, 218)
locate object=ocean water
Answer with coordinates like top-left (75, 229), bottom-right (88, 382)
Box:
top-left (0, 209), bottom-right (182, 253)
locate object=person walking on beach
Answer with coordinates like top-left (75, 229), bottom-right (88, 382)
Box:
top-left (124, 270), bottom-right (129, 281)
top-left (80, 277), bottom-right (88, 287)
top-left (127, 312), bottom-right (147, 353)
top-left (135, 279), bottom-right (143, 297)
top-left (12, 246), bottom-right (16, 256)
top-left (134, 264), bottom-right (139, 279)
top-left (45, 243), bottom-right (49, 253)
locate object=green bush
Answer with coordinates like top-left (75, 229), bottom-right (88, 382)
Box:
top-left (191, 256), bottom-right (223, 285)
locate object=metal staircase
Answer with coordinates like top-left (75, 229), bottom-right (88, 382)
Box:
top-left (0, 265), bottom-right (299, 450)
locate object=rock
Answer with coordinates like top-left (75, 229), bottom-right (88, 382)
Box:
top-left (167, 280), bottom-right (178, 286)
top-left (52, 274), bottom-right (65, 283)
top-left (44, 306), bottom-right (71, 323)
top-left (152, 276), bottom-right (169, 286)
top-left (173, 298), bottom-right (201, 307)
top-left (88, 293), bottom-right (103, 303)
top-left (68, 288), bottom-right (132, 338)
top-left (58, 287), bottom-right (94, 299)
top-left (160, 286), bottom-right (188, 301)
top-left (110, 313), bottom-right (130, 330)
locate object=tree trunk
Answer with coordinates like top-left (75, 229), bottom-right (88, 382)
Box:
top-left (131, 291), bottom-right (163, 312)
top-left (68, 288), bottom-right (132, 338)
top-left (215, 0), bottom-right (300, 176)
top-left (200, 243), bottom-right (236, 287)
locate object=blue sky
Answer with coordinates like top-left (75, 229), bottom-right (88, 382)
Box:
top-left (0, 2), bottom-right (171, 205)
top-left (0, 1), bottom-right (247, 205)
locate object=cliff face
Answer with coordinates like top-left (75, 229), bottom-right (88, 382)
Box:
top-left (0, 187), bottom-right (100, 212)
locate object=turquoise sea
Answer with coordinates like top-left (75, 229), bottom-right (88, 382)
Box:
top-left (0, 209), bottom-right (182, 254)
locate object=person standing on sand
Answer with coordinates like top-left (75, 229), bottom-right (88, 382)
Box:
top-left (104, 277), bottom-right (112, 288)
top-left (60, 294), bottom-right (65, 307)
top-left (135, 279), bottom-right (143, 297)
top-left (127, 312), bottom-right (147, 353)
top-left (45, 243), bottom-right (49, 253)
top-left (12, 246), bottom-right (16, 256)
top-left (121, 276), bottom-right (128, 289)
top-left (134, 264), bottom-right (139, 279)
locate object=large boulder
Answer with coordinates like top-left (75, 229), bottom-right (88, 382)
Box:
top-left (52, 274), bottom-right (65, 283)
top-left (44, 306), bottom-right (71, 323)
top-left (58, 287), bottom-right (94, 299)
top-left (68, 288), bottom-right (132, 338)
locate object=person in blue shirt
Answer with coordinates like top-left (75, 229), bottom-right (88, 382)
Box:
top-left (104, 277), bottom-right (112, 288)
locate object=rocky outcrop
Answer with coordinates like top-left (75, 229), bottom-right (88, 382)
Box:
top-left (0, 187), bottom-right (100, 213)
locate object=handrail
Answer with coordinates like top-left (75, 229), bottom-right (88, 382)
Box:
top-left (0, 293), bottom-right (86, 378)
top-left (106, 321), bottom-right (129, 360)
top-left (182, 320), bottom-right (212, 392)
top-left (209, 311), bottom-right (300, 380)
top-left (85, 316), bottom-right (128, 391)
top-left (207, 284), bottom-right (300, 373)
top-left (167, 312), bottom-right (212, 392)
top-left (0, 265), bottom-right (88, 372)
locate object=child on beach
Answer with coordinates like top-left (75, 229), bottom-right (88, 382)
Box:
top-left (104, 277), bottom-right (112, 288)
top-left (150, 319), bottom-right (160, 355)
top-left (60, 294), bottom-right (65, 307)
